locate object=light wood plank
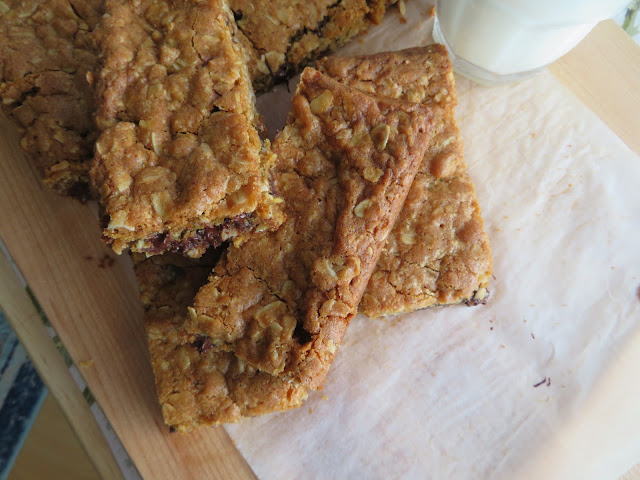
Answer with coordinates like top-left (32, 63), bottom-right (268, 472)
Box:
top-left (550, 20), bottom-right (640, 155)
top-left (0, 115), bottom-right (256, 480)
top-left (9, 394), bottom-right (101, 480)
top-left (0, 247), bottom-right (122, 480)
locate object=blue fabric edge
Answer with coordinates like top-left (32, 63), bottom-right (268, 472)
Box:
top-left (0, 388), bottom-right (47, 480)
top-left (0, 361), bottom-right (47, 480)
top-left (0, 309), bottom-right (48, 480)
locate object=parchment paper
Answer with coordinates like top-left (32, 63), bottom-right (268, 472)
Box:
top-left (229, 2), bottom-right (640, 478)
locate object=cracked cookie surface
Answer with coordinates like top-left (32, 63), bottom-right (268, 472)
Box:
top-left (0, 0), bottom-right (103, 199)
top-left (133, 250), bottom-right (307, 432)
top-left (317, 45), bottom-right (493, 317)
top-left (185, 68), bottom-right (433, 389)
top-left (91, 0), bottom-right (282, 256)
top-left (230, 0), bottom-right (398, 91)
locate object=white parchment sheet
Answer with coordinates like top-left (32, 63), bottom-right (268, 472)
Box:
top-left (229, 2), bottom-right (640, 478)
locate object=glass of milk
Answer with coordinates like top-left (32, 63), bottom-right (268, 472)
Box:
top-left (432, 0), bottom-right (630, 85)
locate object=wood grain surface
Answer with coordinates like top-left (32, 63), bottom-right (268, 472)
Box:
top-left (550, 20), bottom-right (640, 156)
top-left (0, 247), bottom-right (122, 480)
top-left (0, 19), bottom-right (638, 480)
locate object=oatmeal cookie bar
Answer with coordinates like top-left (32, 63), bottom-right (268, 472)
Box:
top-left (317, 45), bottom-right (493, 317)
top-left (0, 0), bottom-right (103, 199)
top-left (133, 251), bottom-right (307, 432)
top-left (185, 68), bottom-right (433, 389)
top-left (230, 0), bottom-right (399, 91)
top-left (91, 0), bottom-right (282, 256)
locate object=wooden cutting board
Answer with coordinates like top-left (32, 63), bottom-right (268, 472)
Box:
top-left (0, 20), bottom-right (638, 480)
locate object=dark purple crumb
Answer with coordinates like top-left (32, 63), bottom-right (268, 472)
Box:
top-left (192, 335), bottom-right (214, 354)
top-left (533, 377), bottom-right (546, 388)
top-left (465, 289), bottom-right (490, 306)
top-left (97, 254), bottom-right (115, 269)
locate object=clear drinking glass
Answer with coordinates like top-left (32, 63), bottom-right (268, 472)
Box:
top-left (432, 0), bottom-right (630, 85)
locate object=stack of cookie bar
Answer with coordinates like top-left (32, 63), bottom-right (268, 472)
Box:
top-left (0, 0), bottom-right (492, 432)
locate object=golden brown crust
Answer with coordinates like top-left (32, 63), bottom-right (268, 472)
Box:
top-left (230, 0), bottom-right (398, 91)
top-left (317, 45), bottom-right (493, 317)
top-left (0, 0), bottom-right (103, 199)
top-left (91, 0), bottom-right (282, 256)
top-left (185, 68), bottom-right (433, 389)
top-left (0, 0), bottom-right (398, 197)
top-left (133, 251), bottom-right (307, 432)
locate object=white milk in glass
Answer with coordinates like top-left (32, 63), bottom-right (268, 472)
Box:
top-left (432, 0), bottom-right (629, 84)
